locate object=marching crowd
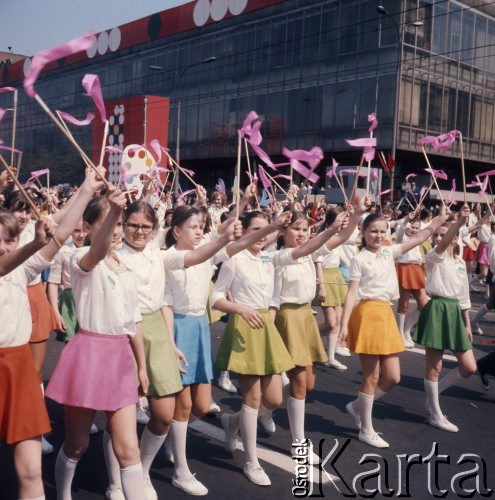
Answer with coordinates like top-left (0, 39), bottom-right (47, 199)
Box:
top-left (0, 168), bottom-right (493, 500)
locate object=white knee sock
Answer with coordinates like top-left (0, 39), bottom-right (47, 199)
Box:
top-left (438, 368), bottom-right (464, 394)
top-left (140, 426), bottom-right (168, 478)
top-left (229, 410), bottom-right (241, 434)
top-left (472, 304), bottom-right (489, 326)
top-left (258, 403), bottom-right (272, 418)
top-left (349, 384), bottom-right (385, 410)
top-left (424, 379), bottom-right (443, 420)
top-left (240, 405), bottom-right (259, 467)
top-left (170, 419), bottom-right (191, 478)
top-left (404, 308), bottom-right (420, 338)
top-left (327, 333), bottom-right (339, 362)
top-left (120, 463), bottom-right (145, 500)
top-left (397, 313), bottom-right (406, 336)
top-left (55, 449), bottom-right (78, 500)
top-left (103, 431), bottom-right (122, 490)
top-left (22, 496), bottom-right (45, 500)
top-left (358, 392), bottom-right (375, 434)
top-left (287, 396), bottom-right (305, 444)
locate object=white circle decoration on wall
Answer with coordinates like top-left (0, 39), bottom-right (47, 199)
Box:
top-left (193, 0), bottom-right (211, 27)
top-left (97, 31), bottom-right (109, 56)
top-left (86, 35), bottom-right (98, 58)
top-left (23, 58), bottom-right (31, 77)
top-left (211, 0), bottom-right (229, 21)
top-left (108, 27), bottom-right (122, 52)
top-left (228, 0), bottom-right (248, 16)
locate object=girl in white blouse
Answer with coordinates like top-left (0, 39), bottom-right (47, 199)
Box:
top-left (212, 210), bottom-right (293, 486)
top-left (413, 204), bottom-right (477, 433)
top-left (271, 197), bottom-right (369, 454)
top-left (340, 208), bottom-right (448, 449)
top-left (46, 186), bottom-right (149, 500)
top-left (164, 205), bottom-right (289, 496)
top-left (0, 168), bottom-right (102, 500)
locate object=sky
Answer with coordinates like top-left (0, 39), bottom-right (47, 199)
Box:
top-left (0, 0), bottom-right (189, 56)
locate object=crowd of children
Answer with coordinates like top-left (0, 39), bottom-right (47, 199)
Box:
top-left (0, 167), bottom-right (492, 499)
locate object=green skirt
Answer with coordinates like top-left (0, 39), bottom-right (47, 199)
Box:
top-left (413, 296), bottom-right (472, 352)
top-left (142, 310), bottom-right (183, 397)
top-left (60, 289), bottom-right (78, 342)
top-left (313, 267), bottom-right (347, 307)
top-left (215, 310), bottom-right (295, 375)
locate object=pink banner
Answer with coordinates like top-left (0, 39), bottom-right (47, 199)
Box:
top-left (258, 166), bottom-right (273, 193)
top-left (57, 110), bottom-right (94, 126)
top-left (82, 74), bottom-right (106, 123)
top-left (149, 139), bottom-right (162, 164)
top-left (424, 168), bottom-right (448, 180)
top-left (24, 32), bottom-right (95, 98)
top-left (0, 87), bottom-right (16, 93)
top-left (346, 138), bottom-right (377, 148)
top-left (368, 112), bottom-right (378, 133)
top-left (30, 168), bottom-right (50, 178)
top-left (290, 158), bottom-right (319, 183)
top-left (282, 147), bottom-right (323, 169)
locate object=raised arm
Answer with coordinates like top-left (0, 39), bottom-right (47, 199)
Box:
top-left (78, 186), bottom-right (126, 271)
top-left (400, 206), bottom-right (450, 254)
top-left (433, 204), bottom-right (470, 256)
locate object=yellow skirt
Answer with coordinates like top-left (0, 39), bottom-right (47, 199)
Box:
top-left (275, 303), bottom-right (328, 367)
top-left (215, 310), bottom-right (295, 375)
top-left (348, 300), bottom-right (405, 355)
top-left (316, 267), bottom-right (347, 307)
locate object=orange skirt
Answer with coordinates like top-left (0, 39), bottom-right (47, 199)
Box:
top-left (347, 300), bottom-right (405, 355)
top-left (27, 282), bottom-right (57, 343)
top-left (0, 344), bottom-right (51, 444)
top-left (397, 263), bottom-right (425, 290)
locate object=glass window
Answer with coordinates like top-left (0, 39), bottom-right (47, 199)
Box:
top-left (432, 3), bottom-right (448, 54)
top-left (461, 11), bottom-right (474, 63)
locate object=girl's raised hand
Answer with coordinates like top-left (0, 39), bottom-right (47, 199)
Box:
top-left (330, 211), bottom-right (349, 233)
top-left (82, 166), bottom-right (107, 193)
top-left (272, 211), bottom-right (291, 230)
top-left (106, 185), bottom-right (127, 209)
top-left (356, 195), bottom-right (372, 213)
top-left (34, 216), bottom-right (55, 245)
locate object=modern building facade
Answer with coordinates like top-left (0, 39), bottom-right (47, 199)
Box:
top-left (1, 0), bottom-right (495, 191)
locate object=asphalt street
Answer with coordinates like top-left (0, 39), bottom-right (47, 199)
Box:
top-left (1, 294), bottom-right (494, 500)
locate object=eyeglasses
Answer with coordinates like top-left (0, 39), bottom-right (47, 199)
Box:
top-left (124, 223), bottom-right (154, 234)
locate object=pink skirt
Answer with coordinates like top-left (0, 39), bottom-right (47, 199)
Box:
top-left (477, 242), bottom-right (489, 265)
top-left (46, 330), bottom-right (138, 411)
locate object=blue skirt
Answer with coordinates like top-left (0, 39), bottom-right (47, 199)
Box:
top-left (174, 313), bottom-right (213, 386)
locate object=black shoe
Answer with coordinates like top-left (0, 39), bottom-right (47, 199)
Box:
top-left (477, 363), bottom-right (490, 391)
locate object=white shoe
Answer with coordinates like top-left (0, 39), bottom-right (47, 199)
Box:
top-left (259, 412), bottom-right (276, 434)
top-left (358, 430), bottom-right (389, 448)
top-left (90, 423), bottom-right (99, 434)
top-left (144, 476), bottom-right (158, 500)
top-left (162, 438), bottom-right (174, 463)
top-left (106, 487), bottom-right (125, 500)
top-left (429, 415), bottom-right (459, 433)
top-left (218, 375), bottom-right (237, 393)
top-left (471, 323), bottom-right (484, 335)
top-left (208, 400), bottom-right (221, 414)
top-left (137, 406), bottom-right (150, 425)
top-left (221, 413), bottom-right (239, 452)
top-left (172, 473), bottom-right (208, 496)
top-left (345, 401), bottom-right (361, 430)
top-left (403, 339), bottom-right (415, 349)
top-left (41, 435), bottom-right (54, 455)
top-left (325, 359), bottom-right (347, 371)
top-left (335, 346), bottom-right (351, 357)
top-left (243, 462), bottom-right (271, 486)
top-left (311, 309), bottom-right (318, 315)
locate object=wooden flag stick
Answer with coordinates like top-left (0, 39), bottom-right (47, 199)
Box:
top-left (260, 166), bottom-right (290, 197)
top-left (459, 133), bottom-right (467, 204)
top-left (418, 180), bottom-right (434, 207)
top-left (476, 175), bottom-right (495, 219)
top-left (163, 150), bottom-right (198, 187)
top-left (0, 154), bottom-right (61, 247)
top-left (99, 120), bottom-right (109, 167)
top-left (55, 111), bottom-right (92, 167)
top-left (235, 133), bottom-right (242, 219)
top-left (349, 154), bottom-right (365, 205)
top-left (243, 139), bottom-right (259, 207)
top-left (10, 90), bottom-right (18, 168)
top-left (365, 132), bottom-right (373, 195)
top-left (34, 94), bottom-right (111, 187)
top-left (16, 151), bottom-right (23, 177)
top-left (335, 171), bottom-right (349, 203)
top-left (421, 146), bottom-right (445, 205)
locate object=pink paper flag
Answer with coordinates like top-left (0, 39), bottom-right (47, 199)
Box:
top-left (370, 168), bottom-right (378, 181)
top-left (282, 147), bottom-right (323, 169)
top-left (272, 174), bottom-right (292, 180)
top-left (215, 179), bottom-right (226, 194)
top-left (406, 173), bottom-right (417, 182)
top-left (105, 146), bottom-right (124, 154)
top-left (480, 176), bottom-right (489, 195)
top-left (478, 169), bottom-right (495, 177)
top-left (258, 166), bottom-right (273, 192)
top-left (326, 158), bottom-right (338, 178)
top-left (24, 33), bottom-right (95, 98)
top-left (176, 189), bottom-right (196, 206)
top-left (149, 139), bottom-right (162, 164)
top-left (0, 109), bottom-right (6, 122)
top-left (363, 146), bottom-right (375, 162)
top-left (82, 74), bottom-right (106, 123)
top-left (290, 159), bottom-right (319, 183)
top-left (368, 112), bottom-right (378, 133)
top-left (346, 138), bottom-right (377, 148)
top-left (419, 186), bottom-right (427, 200)
top-left (379, 189), bottom-right (392, 196)
top-left (0, 145), bottom-right (22, 154)
top-left (340, 169), bottom-right (358, 174)
top-left (466, 180), bottom-right (481, 188)
top-left (0, 87), bottom-right (16, 93)
top-left (424, 168), bottom-right (448, 180)
top-left (30, 168), bottom-right (50, 178)
top-left (57, 110), bottom-right (94, 126)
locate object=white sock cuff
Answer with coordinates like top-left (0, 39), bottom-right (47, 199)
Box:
top-left (288, 396), bottom-right (305, 406)
top-left (358, 392), bottom-right (374, 401)
top-left (121, 463), bottom-right (142, 473)
top-left (242, 404), bottom-right (258, 415)
top-left (374, 387), bottom-right (386, 399)
top-left (171, 419), bottom-right (188, 428)
top-left (59, 449), bottom-right (78, 465)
